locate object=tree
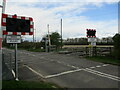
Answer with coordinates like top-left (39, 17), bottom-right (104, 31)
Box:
top-left (112, 33), bottom-right (120, 60)
top-left (41, 32), bottom-right (62, 50)
top-left (50, 32), bottom-right (61, 48)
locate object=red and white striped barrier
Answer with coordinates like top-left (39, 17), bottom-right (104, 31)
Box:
top-left (1, 13), bottom-right (33, 35)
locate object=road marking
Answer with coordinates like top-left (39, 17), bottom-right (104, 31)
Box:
top-left (56, 61), bottom-right (79, 69)
top-left (12, 70), bottom-right (15, 78)
top-left (32, 55), bottom-right (35, 56)
top-left (12, 51), bottom-right (120, 81)
top-left (17, 50), bottom-right (120, 81)
top-left (102, 64), bottom-right (109, 67)
top-left (96, 65), bottom-right (101, 68)
top-left (45, 69), bottom-right (83, 79)
top-left (90, 67), bottom-right (95, 69)
top-left (24, 65), bottom-right (45, 78)
top-left (83, 68), bottom-right (120, 81)
top-left (11, 70), bottom-right (19, 81)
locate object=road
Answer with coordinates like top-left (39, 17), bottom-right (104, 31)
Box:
top-left (3, 48), bottom-right (120, 88)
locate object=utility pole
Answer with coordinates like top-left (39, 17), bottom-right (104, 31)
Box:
top-left (47, 24), bottom-right (51, 52)
top-left (34, 29), bottom-right (36, 42)
top-left (48, 24), bottom-right (51, 46)
top-left (33, 22), bottom-right (35, 42)
top-left (118, 1), bottom-right (120, 34)
top-left (0, 0), bottom-right (6, 89)
top-left (61, 19), bottom-right (63, 49)
top-left (45, 37), bottom-right (48, 52)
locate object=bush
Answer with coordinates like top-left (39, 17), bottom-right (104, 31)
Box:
top-left (112, 34), bottom-right (120, 60)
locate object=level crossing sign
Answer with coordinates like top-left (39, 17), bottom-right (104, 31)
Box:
top-left (6, 35), bottom-right (21, 44)
top-left (1, 13), bottom-right (34, 35)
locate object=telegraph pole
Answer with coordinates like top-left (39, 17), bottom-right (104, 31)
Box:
top-left (48, 24), bottom-right (51, 46)
top-left (47, 24), bottom-right (51, 52)
top-left (34, 29), bottom-right (36, 42)
top-left (33, 22), bottom-right (35, 42)
top-left (118, 1), bottom-right (120, 34)
top-left (61, 19), bottom-right (63, 49)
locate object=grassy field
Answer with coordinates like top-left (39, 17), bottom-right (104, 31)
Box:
top-left (85, 56), bottom-right (120, 66)
top-left (2, 80), bottom-right (63, 89)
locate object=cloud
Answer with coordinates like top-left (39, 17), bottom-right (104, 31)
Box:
top-left (0, 1), bottom-right (118, 41)
top-left (5, 0), bottom-right (119, 2)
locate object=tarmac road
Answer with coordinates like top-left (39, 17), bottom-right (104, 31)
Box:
top-left (3, 48), bottom-right (120, 88)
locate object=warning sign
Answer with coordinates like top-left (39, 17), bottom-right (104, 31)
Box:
top-left (6, 35), bottom-right (21, 44)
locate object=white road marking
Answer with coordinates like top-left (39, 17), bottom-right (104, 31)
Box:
top-left (96, 65), bottom-right (101, 68)
top-left (90, 67), bottom-right (95, 69)
top-left (83, 68), bottom-right (120, 81)
top-left (24, 65), bottom-right (45, 78)
top-left (12, 70), bottom-right (15, 78)
top-left (45, 69), bottom-right (83, 79)
top-left (11, 70), bottom-right (19, 81)
top-left (18, 50), bottom-right (120, 81)
top-left (103, 64), bottom-right (109, 67)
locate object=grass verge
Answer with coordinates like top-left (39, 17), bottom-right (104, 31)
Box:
top-left (85, 56), bottom-right (120, 66)
top-left (2, 80), bottom-right (62, 89)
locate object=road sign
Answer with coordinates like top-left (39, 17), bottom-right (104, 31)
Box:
top-left (1, 13), bottom-right (33, 35)
top-left (91, 42), bottom-right (96, 46)
top-left (6, 35), bottom-right (21, 43)
top-left (88, 37), bottom-right (97, 42)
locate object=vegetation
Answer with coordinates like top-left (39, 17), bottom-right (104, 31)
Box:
top-left (3, 32), bottom-right (62, 52)
top-left (50, 32), bottom-right (62, 48)
top-left (2, 80), bottom-right (63, 89)
top-left (64, 37), bottom-right (113, 45)
top-left (86, 56), bottom-right (120, 66)
top-left (41, 32), bottom-right (62, 50)
top-left (112, 33), bottom-right (120, 60)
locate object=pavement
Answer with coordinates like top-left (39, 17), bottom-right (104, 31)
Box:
top-left (2, 61), bottom-right (14, 80)
top-left (2, 48), bottom-right (120, 88)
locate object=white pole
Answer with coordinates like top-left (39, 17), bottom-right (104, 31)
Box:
top-left (2, 0), bottom-right (6, 14)
top-left (0, 0), bottom-right (6, 89)
top-left (45, 37), bottom-right (48, 52)
top-left (47, 24), bottom-right (51, 52)
top-left (118, 1), bottom-right (120, 34)
top-left (48, 24), bottom-right (51, 46)
top-left (61, 19), bottom-right (63, 49)
top-left (33, 22), bottom-right (34, 42)
top-left (15, 44), bottom-right (18, 81)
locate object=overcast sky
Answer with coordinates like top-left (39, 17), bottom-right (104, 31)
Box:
top-left (0, 0), bottom-right (119, 41)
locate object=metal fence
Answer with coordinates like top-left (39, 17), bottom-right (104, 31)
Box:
top-left (63, 47), bottom-right (113, 57)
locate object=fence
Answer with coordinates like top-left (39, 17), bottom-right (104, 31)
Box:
top-left (63, 46), bottom-right (113, 57)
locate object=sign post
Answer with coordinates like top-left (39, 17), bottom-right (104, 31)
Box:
top-left (1, 13), bottom-right (34, 80)
top-left (86, 29), bottom-right (96, 56)
top-left (6, 35), bottom-right (21, 80)
top-left (15, 44), bottom-right (18, 80)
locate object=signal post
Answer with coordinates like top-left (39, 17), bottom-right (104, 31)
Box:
top-left (1, 13), bottom-right (34, 80)
top-left (86, 29), bottom-right (96, 56)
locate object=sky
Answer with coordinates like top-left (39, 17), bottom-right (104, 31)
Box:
top-left (0, 0), bottom-right (119, 41)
